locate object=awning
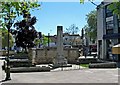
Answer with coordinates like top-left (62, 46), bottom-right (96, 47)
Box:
top-left (112, 44), bottom-right (120, 54)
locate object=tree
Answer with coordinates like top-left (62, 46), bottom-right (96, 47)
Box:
top-left (42, 35), bottom-right (51, 46)
top-left (34, 38), bottom-right (41, 48)
top-left (65, 24), bottom-right (80, 45)
top-left (80, 0), bottom-right (120, 17)
top-left (108, 2), bottom-right (120, 17)
top-left (0, 2), bottom-right (40, 19)
top-left (85, 10), bottom-right (97, 43)
top-left (0, 2), bottom-right (40, 30)
top-left (12, 15), bottom-right (38, 52)
top-left (0, 28), bottom-right (14, 49)
top-left (65, 24), bottom-right (79, 34)
top-left (0, 1), bottom-right (40, 52)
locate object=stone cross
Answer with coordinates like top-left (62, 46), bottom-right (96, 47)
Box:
top-left (53, 26), bottom-right (67, 67)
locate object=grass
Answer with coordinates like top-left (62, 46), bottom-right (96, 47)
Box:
top-left (80, 64), bottom-right (89, 68)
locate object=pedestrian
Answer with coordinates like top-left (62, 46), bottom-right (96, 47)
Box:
top-left (83, 45), bottom-right (87, 58)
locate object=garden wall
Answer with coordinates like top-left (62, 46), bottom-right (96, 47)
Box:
top-left (28, 47), bottom-right (79, 64)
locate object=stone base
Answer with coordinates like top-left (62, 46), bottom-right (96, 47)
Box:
top-left (10, 66), bottom-right (51, 73)
top-left (49, 64), bottom-right (72, 69)
top-left (53, 56), bottom-right (68, 68)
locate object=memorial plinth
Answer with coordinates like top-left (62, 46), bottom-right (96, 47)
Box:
top-left (53, 26), bottom-right (68, 67)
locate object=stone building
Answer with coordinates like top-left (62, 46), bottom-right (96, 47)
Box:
top-left (97, 1), bottom-right (120, 61)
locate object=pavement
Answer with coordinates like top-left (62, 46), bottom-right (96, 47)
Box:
top-left (0, 60), bottom-right (5, 84)
top-left (0, 60), bottom-right (119, 83)
top-left (0, 57), bottom-right (119, 84)
top-left (36, 64), bottom-right (83, 71)
top-left (1, 68), bottom-right (119, 83)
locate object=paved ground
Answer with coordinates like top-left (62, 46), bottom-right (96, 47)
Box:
top-left (0, 60), bottom-right (119, 83)
top-left (0, 60), bottom-right (5, 85)
top-left (1, 69), bottom-right (119, 83)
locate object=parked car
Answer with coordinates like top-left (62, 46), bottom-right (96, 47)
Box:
top-left (89, 44), bottom-right (97, 52)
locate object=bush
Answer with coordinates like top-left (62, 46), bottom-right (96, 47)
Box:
top-left (14, 52), bottom-right (28, 59)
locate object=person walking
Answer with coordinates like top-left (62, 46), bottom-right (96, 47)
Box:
top-left (83, 45), bottom-right (88, 58)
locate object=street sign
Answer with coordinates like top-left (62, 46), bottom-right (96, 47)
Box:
top-left (112, 44), bottom-right (120, 54)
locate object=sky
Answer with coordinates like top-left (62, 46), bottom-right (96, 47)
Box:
top-left (30, 1), bottom-right (101, 36)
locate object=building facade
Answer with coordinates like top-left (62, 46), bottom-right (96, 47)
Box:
top-left (63, 33), bottom-right (81, 46)
top-left (45, 33), bottom-right (81, 48)
top-left (97, 2), bottom-right (120, 61)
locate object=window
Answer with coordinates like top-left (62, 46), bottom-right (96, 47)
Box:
top-left (118, 19), bottom-right (120, 33)
top-left (106, 20), bottom-right (114, 34)
top-left (105, 5), bottom-right (113, 17)
top-left (106, 29), bottom-right (113, 34)
top-left (106, 21), bottom-right (114, 29)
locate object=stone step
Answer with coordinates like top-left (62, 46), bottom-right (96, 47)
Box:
top-left (89, 62), bottom-right (117, 68)
top-left (10, 59), bottom-right (32, 67)
top-left (10, 66), bottom-right (51, 73)
top-left (78, 58), bottom-right (98, 64)
top-left (49, 64), bottom-right (72, 69)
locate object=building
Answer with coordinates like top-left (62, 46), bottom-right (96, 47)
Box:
top-left (45, 35), bottom-right (57, 47)
top-left (45, 33), bottom-right (81, 48)
top-left (63, 33), bottom-right (81, 46)
top-left (97, 1), bottom-right (120, 61)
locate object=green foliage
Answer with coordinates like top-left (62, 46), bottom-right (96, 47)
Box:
top-left (80, 0), bottom-right (120, 17)
top-left (42, 35), bottom-right (51, 46)
top-left (34, 38), bottom-right (41, 46)
top-left (34, 35), bottom-right (52, 47)
top-left (86, 10), bottom-right (97, 31)
top-left (0, 1), bottom-right (40, 32)
top-left (0, 1), bottom-right (40, 51)
top-left (80, 64), bottom-right (89, 68)
top-left (85, 10), bottom-right (97, 42)
top-left (0, 28), bottom-right (14, 48)
top-left (80, 0), bottom-right (84, 3)
top-left (0, 1), bottom-right (40, 18)
top-left (14, 52), bottom-right (28, 58)
top-left (108, 2), bottom-right (120, 17)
